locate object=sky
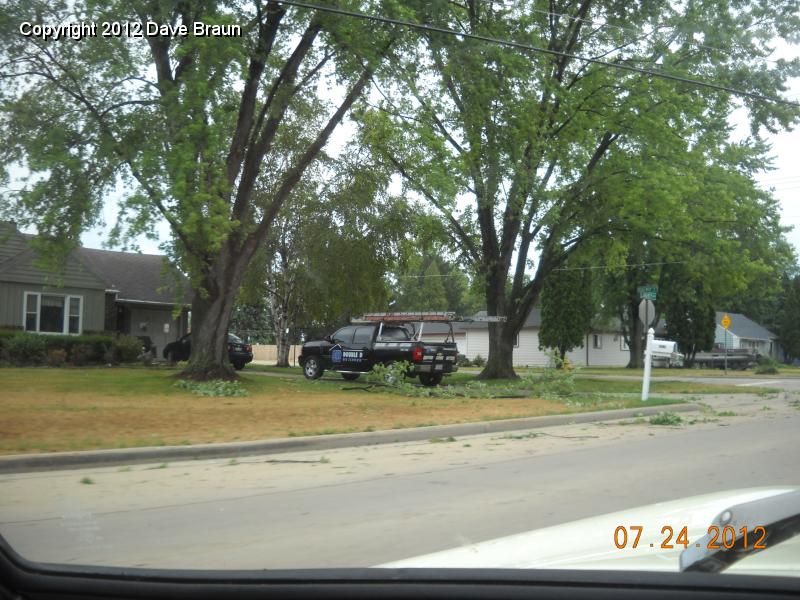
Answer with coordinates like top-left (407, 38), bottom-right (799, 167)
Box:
top-left (71, 35), bottom-right (800, 261)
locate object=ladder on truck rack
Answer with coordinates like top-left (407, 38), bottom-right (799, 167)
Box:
top-left (357, 312), bottom-right (507, 323)
top-left (354, 312), bottom-right (507, 343)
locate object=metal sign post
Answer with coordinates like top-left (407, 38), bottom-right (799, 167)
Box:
top-left (642, 327), bottom-right (654, 401)
top-left (721, 313), bottom-right (731, 375)
top-left (638, 299), bottom-right (656, 401)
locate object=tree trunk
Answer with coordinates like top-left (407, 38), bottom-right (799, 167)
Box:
top-left (181, 285), bottom-right (237, 380)
top-left (478, 322), bottom-right (518, 379)
top-left (274, 308), bottom-right (291, 367)
top-left (180, 243), bottom-right (251, 380)
top-left (627, 300), bottom-right (644, 368)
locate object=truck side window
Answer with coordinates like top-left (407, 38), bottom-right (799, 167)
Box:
top-left (332, 326), bottom-right (356, 344)
top-left (352, 326), bottom-right (375, 346)
top-left (380, 327), bottom-right (410, 341)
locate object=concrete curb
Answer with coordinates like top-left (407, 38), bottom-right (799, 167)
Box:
top-left (0, 403), bottom-right (699, 474)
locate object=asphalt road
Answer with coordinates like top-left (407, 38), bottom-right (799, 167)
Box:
top-left (1, 388), bottom-right (798, 570)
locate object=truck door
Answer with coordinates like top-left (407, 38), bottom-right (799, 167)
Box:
top-left (347, 326), bottom-right (376, 372)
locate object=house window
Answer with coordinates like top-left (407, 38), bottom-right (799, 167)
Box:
top-left (593, 334), bottom-right (602, 349)
top-left (25, 294), bottom-right (38, 331)
top-left (23, 292), bottom-right (83, 334)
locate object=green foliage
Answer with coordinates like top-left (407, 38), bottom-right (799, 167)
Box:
top-left (754, 357), bottom-right (780, 375)
top-left (112, 335), bottom-right (145, 363)
top-left (6, 334), bottom-right (46, 366)
top-left (472, 355), bottom-right (486, 368)
top-left (649, 412), bottom-right (683, 426)
top-left (539, 266), bottom-right (594, 360)
top-left (366, 361), bottom-right (414, 387)
top-left (69, 344), bottom-right (92, 367)
top-left (175, 379), bottom-right (249, 397)
top-left (776, 276), bottom-right (800, 362)
top-left (520, 366), bottom-right (577, 398)
top-left (663, 270), bottom-right (716, 366)
top-left (1, 0), bottom-right (399, 378)
top-left (361, 0), bottom-right (800, 378)
top-left (0, 332), bottom-right (115, 366)
top-left (46, 348), bottom-right (67, 367)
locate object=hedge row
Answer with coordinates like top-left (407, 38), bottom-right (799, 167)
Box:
top-left (0, 331), bottom-right (144, 366)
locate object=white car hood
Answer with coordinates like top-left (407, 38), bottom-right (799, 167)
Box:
top-left (380, 487), bottom-right (800, 577)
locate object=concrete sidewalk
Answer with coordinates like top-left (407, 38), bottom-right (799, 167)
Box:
top-left (0, 403), bottom-right (698, 474)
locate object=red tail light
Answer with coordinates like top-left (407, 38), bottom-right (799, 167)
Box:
top-left (244, 344), bottom-right (252, 352)
top-left (411, 346), bottom-right (424, 362)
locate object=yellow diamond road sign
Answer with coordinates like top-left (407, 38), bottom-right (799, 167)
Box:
top-left (721, 313), bottom-right (731, 330)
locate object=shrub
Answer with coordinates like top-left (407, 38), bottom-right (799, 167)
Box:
top-left (6, 333), bottom-right (46, 366)
top-left (754, 356), bottom-right (779, 375)
top-left (472, 354), bottom-right (486, 367)
top-left (113, 334), bottom-right (144, 363)
top-left (46, 348), bottom-right (67, 367)
top-left (0, 332), bottom-right (114, 367)
top-left (69, 344), bottom-right (92, 366)
top-left (456, 354), bottom-right (471, 367)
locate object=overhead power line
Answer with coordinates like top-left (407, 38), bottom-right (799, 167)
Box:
top-left (399, 260), bottom-right (689, 277)
top-left (278, 0), bottom-right (799, 107)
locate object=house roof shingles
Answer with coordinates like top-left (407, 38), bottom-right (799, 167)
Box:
top-left (75, 247), bottom-right (186, 305)
top-left (717, 311), bottom-right (776, 341)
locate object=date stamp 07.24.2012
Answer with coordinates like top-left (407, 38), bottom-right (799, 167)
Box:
top-left (19, 20), bottom-right (242, 41)
top-left (614, 525), bottom-right (767, 551)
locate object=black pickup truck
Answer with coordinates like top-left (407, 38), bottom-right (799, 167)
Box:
top-left (298, 318), bottom-right (459, 386)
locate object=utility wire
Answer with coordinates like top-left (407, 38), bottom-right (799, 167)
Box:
top-left (399, 260), bottom-right (689, 277)
top-left (518, 5), bottom-right (787, 66)
top-left (278, 0), bottom-right (799, 107)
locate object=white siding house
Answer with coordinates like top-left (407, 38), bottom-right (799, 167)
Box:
top-left (420, 309), bottom-right (632, 367)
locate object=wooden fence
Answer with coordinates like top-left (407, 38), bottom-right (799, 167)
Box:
top-left (251, 344), bottom-right (303, 365)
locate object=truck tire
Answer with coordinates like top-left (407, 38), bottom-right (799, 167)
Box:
top-left (303, 356), bottom-right (323, 380)
top-left (419, 373), bottom-right (443, 387)
top-left (233, 360), bottom-right (245, 371)
top-left (341, 373), bottom-right (360, 381)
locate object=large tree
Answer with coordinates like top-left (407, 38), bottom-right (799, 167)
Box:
top-left (662, 270), bottom-right (716, 367)
top-left (776, 275), bottom-right (800, 363)
top-left (241, 155), bottom-right (407, 366)
top-left (361, 0), bottom-right (799, 378)
top-left (539, 264), bottom-right (593, 364)
top-left (597, 153), bottom-right (795, 367)
top-left (1, 0), bottom-right (398, 379)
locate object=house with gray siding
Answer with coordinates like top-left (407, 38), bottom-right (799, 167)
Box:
top-left (713, 311), bottom-right (779, 358)
top-left (0, 221), bottom-right (189, 355)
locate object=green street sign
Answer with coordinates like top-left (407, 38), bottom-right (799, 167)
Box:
top-left (638, 284), bottom-right (658, 301)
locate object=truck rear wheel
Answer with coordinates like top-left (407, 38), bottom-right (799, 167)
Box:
top-left (303, 357), bottom-right (323, 380)
top-left (419, 373), bottom-right (443, 387)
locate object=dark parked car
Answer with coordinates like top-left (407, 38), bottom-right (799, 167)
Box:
top-left (163, 333), bottom-right (253, 370)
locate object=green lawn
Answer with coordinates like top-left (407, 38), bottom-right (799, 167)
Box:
top-left (544, 366), bottom-right (798, 378)
top-left (1, 366), bottom-right (686, 455)
top-left (442, 372), bottom-right (775, 395)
